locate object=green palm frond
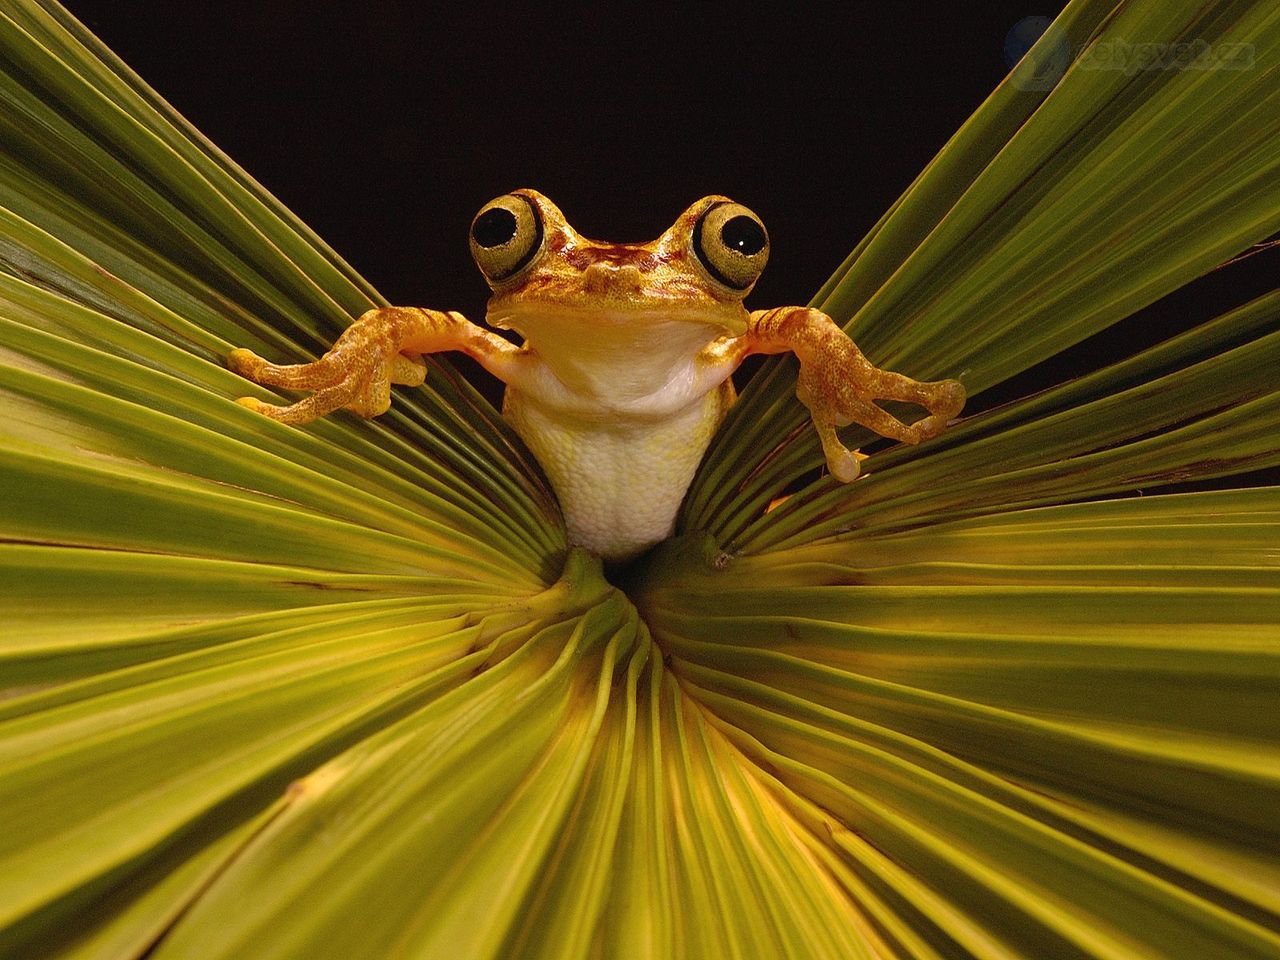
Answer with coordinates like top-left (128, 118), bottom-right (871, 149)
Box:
top-left (1, 1), bottom-right (1277, 958)
top-left (687, 0), bottom-right (1279, 547)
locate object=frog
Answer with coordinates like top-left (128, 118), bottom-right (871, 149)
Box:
top-left (228, 190), bottom-right (965, 561)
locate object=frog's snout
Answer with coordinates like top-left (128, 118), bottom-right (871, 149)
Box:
top-left (582, 261), bottom-right (644, 295)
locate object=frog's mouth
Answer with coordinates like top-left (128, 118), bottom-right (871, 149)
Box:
top-left (486, 260), bottom-right (751, 333)
top-left (487, 302), bottom-right (740, 403)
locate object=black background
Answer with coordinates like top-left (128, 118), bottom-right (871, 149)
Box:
top-left (60, 2), bottom-right (1278, 422)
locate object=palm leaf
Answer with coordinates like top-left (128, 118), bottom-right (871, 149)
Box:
top-left (0, 1), bottom-right (1277, 958)
top-left (684, 0), bottom-right (1280, 544)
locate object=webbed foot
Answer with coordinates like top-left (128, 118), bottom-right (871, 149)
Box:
top-left (228, 308), bottom-right (433, 425)
top-left (749, 307), bottom-right (965, 481)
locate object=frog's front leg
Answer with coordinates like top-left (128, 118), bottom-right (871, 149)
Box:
top-left (228, 307), bottom-right (527, 424)
top-left (737, 306), bottom-right (965, 481)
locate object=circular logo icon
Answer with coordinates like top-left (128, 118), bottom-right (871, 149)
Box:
top-left (1004, 16), bottom-right (1071, 91)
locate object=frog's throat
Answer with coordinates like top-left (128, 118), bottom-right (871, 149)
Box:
top-left (488, 307), bottom-right (736, 409)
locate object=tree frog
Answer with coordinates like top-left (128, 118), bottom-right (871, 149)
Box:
top-left (229, 190), bottom-right (964, 560)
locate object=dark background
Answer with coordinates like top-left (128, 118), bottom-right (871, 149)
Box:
top-left (62, 2), bottom-right (1071, 318)
top-left (61, 2), bottom-right (1277, 421)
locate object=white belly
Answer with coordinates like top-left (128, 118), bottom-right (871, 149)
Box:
top-left (503, 383), bottom-right (732, 561)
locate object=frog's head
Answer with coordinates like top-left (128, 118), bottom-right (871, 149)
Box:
top-left (471, 189), bottom-right (767, 339)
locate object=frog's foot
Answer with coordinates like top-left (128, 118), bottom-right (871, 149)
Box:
top-left (748, 307), bottom-right (965, 482)
top-left (227, 309), bottom-right (434, 425)
top-left (797, 367), bottom-right (964, 482)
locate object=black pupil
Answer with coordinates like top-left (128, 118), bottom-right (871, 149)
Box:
top-left (720, 215), bottom-right (765, 256)
top-left (473, 208), bottom-right (518, 248)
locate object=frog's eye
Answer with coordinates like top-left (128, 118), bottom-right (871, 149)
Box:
top-left (692, 202), bottom-right (770, 290)
top-left (469, 194), bottom-right (544, 282)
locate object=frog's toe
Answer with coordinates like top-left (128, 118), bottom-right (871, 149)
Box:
top-left (813, 419), bottom-right (862, 482)
top-left (389, 354), bottom-right (428, 387)
top-left (234, 395), bottom-right (275, 415)
top-left (868, 377), bottom-right (965, 444)
top-left (919, 378), bottom-right (966, 437)
top-left (234, 376), bottom-right (364, 425)
top-left (234, 395), bottom-right (310, 424)
top-left (346, 370), bottom-right (394, 418)
top-left (227, 347), bottom-right (346, 390)
top-left (227, 347), bottom-right (265, 378)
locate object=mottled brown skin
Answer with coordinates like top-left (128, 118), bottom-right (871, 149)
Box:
top-left (738, 306), bottom-right (965, 480)
top-left (228, 190), bottom-right (965, 556)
